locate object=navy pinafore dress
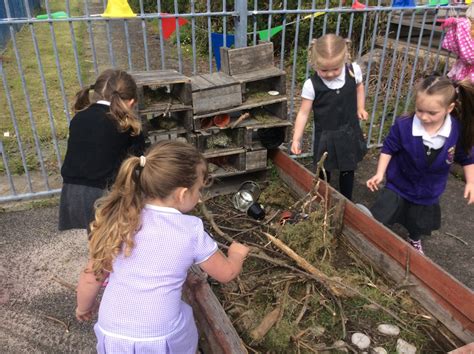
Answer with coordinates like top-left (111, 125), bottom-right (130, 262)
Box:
top-left (310, 64), bottom-right (367, 171)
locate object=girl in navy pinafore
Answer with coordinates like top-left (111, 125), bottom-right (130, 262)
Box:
top-left (292, 34), bottom-right (368, 200)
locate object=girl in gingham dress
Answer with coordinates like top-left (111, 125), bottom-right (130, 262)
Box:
top-left (441, 9), bottom-right (474, 83)
top-left (75, 141), bottom-right (249, 353)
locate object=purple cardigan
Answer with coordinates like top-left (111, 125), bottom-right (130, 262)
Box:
top-left (382, 115), bottom-right (474, 205)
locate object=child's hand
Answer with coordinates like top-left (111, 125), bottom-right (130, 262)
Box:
top-left (464, 183), bottom-right (474, 205)
top-left (228, 242), bottom-right (250, 260)
top-left (291, 139), bottom-right (302, 155)
top-left (357, 109), bottom-right (369, 121)
top-left (75, 300), bottom-right (99, 322)
top-left (366, 174), bottom-right (383, 192)
top-left (440, 17), bottom-right (457, 29)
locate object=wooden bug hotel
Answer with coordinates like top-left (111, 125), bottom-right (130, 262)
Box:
top-left (132, 42), bottom-right (290, 185)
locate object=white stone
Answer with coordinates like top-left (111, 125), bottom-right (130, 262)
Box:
top-left (351, 332), bottom-right (371, 350)
top-left (372, 347), bottom-right (388, 354)
top-left (396, 338), bottom-right (417, 354)
top-left (377, 323), bottom-right (400, 336)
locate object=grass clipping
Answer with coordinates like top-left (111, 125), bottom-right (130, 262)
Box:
top-left (201, 170), bottom-right (460, 353)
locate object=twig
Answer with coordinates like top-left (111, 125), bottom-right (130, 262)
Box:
top-left (394, 249), bottom-right (416, 291)
top-left (294, 283), bottom-right (311, 325)
top-left (51, 275), bottom-right (76, 292)
top-left (445, 232), bottom-right (468, 245)
top-left (41, 315), bottom-right (70, 333)
top-left (200, 202), bottom-right (234, 244)
top-left (230, 112), bottom-right (250, 129)
top-left (262, 231), bottom-right (349, 297)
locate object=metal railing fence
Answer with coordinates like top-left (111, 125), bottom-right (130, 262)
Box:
top-left (0, 0), bottom-right (466, 202)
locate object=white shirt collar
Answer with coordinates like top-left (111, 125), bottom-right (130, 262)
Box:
top-left (320, 68), bottom-right (345, 87)
top-left (96, 100), bottom-right (111, 106)
top-left (145, 204), bottom-right (181, 214)
top-left (412, 114), bottom-right (452, 138)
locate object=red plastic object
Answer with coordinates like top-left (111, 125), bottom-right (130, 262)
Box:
top-left (200, 117), bottom-right (214, 129)
top-left (279, 210), bottom-right (295, 225)
top-left (213, 114), bottom-right (230, 128)
top-left (352, 0), bottom-right (366, 9)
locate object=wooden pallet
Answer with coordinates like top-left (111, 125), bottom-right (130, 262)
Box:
top-left (190, 72), bottom-right (242, 115)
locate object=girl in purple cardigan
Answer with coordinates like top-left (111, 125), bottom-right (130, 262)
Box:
top-left (366, 75), bottom-right (474, 254)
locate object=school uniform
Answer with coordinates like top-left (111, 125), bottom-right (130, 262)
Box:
top-left (302, 62), bottom-right (367, 171)
top-left (59, 101), bottom-right (145, 231)
top-left (371, 114), bottom-right (474, 237)
top-left (95, 205), bottom-right (218, 353)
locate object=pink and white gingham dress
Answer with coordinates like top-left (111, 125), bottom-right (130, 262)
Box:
top-left (94, 204), bottom-right (218, 353)
top-left (442, 18), bottom-right (474, 82)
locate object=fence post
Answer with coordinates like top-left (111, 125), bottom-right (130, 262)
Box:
top-left (234, 0), bottom-right (248, 48)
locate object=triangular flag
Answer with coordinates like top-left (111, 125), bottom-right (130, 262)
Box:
top-left (352, 0), bottom-right (366, 9)
top-left (36, 11), bottom-right (68, 19)
top-left (211, 32), bottom-right (235, 70)
top-left (160, 14), bottom-right (188, 40)
top-left (258, 25), bottom-right (283, 41)
top-left (102, 0), bottom-right (136, 18)
top-left (303, 12), bottom-right (325, 20)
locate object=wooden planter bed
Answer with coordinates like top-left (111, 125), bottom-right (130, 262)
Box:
top-left (182, 150), bottom-right (473, 353)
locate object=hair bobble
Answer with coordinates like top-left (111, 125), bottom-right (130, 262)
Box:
top-left (139, 155), bottom-right (146, 168)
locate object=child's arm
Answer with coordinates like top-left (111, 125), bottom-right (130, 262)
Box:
top-left (291, 98), bottom-right (313, 154)
top-left (366, 153), bottom-right (392, 191)
top-left (199, 242), bottom-right (249, 283)
top-left (463, 164), bottom-right (474, 204)
top-left (356, 83), bottom-right (369, 121)
top-left (76, 260), bottom-right (104, 321)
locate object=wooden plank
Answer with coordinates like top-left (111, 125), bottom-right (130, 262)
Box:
top-left (183, 267), bottom-right (247, 354)
top-left (190, 75), bottom-right (215, 91)
top-left (220, 46), bottom-right (231, 76)
top-left (192, 85), bottom-right (242, 114)
top-left (131, 70), bottom-right (190, 85)
top-left (193, 96), bottom-right (287, 119)
top-left (191, 73), bottom-right (239, 91)
top-left (223, 42), bottom-right (275, 76)
top-left (139, 102), bottom-right (192, 114)
top-left (204, 72), bottom-right (238, 87)
top-left (245, 149), bottom-right (267, 170)
top-left (204, 147), bottom-right (246, 159)
top-left (232, 67), bottom-right (285, 83)
top-left (270, 149), bottom-right (474, 343)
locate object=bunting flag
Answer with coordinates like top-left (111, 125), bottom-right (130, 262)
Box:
top-left (211, 32), bottom-right (235, 70)
top-left (258, 25), bottom-right (283, 41)
top-left (303, 12), bottom-right (325, 20)
top-left (102, 0), bottom-right (136, 18)
top-left (352, 0), bottom-right (366, 9)
top-left (160, 14), bottom-right (188, 40)
top-left (392, 0), bottom-right (416, 6)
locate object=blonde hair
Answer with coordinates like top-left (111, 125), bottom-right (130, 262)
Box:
top-left (415, 74), bottom-right (474, 154)
top-left (74, 69), bottom-right (141, 136)
top-left (308, 34), bottom-right (348, 69)
top-left (88, 140), bottom-right (208, 278)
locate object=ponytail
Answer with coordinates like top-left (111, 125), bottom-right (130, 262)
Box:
top-left (456, 79), bottom-right (474, 154)
top-left (89, 155), bottom-right (144, 278)
top-left (109, 90), bottom-right (141, 136)
top-left (73, 85), bottom-right (93, 113)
